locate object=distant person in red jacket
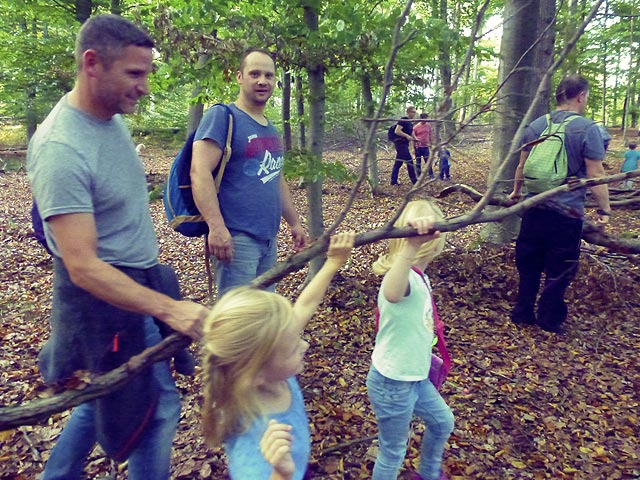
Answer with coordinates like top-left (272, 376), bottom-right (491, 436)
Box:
top-left (413, 113), bottom-right (434, 179)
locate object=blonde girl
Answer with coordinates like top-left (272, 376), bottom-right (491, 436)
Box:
top-left (201, 232), bottom-right (355, 480)
top-left (367, 200), bottom-right (454, 480)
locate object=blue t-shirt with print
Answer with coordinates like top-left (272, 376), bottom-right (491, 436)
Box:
top-left (195, 103), bottom-right (283, 241)
top-left (225, 377), bottom-right (310, 480)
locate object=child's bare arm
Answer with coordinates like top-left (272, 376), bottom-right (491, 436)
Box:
top-left (292, 232), bottom-right (355, 329)
top-left (382, 217), bottom-right (439, 303)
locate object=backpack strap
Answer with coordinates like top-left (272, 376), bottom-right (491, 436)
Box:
top-left (411, 266), bottom-right (452, 371)
top-left (213, 104), bottom-right (234, 190)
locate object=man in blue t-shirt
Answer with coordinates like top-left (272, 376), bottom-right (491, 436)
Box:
top-left (509, 75), bottom-right (612, 334)
top-left (191, 49), bottom-right (307, 294)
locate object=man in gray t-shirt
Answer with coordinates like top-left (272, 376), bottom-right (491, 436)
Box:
top-left (27, 15), bottom-right (207, 480)
top-left (508, 75), bottom-right (612, 334)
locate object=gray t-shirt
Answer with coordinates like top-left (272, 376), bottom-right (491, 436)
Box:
top-left (522, 110), bottom-right (604, 216)
top-left (27, 95), bottom-right (158, 268)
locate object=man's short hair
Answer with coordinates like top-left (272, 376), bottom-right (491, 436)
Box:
top-left (75, 14), bottom-right (154, 71)
top-left (555, 75), bottom-right (590, 104)
top-left (419, 113), bottom-right (428, 119)
top-left (239, 48), bottom-right (275, 73)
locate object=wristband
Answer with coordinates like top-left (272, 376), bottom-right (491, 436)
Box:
top-left (596, 209), bottom-right (611, 216)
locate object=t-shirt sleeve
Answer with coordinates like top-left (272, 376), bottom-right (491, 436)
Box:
top-left (31, 142), bottom-right (94, 221)
top-left (521, 117), bottom-right (546, 152)
top-left (582, 123), bottom-right (605, 161)
top-left (194, 105), bottom-right (230, 150)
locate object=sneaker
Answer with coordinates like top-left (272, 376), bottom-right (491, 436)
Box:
top-left (406, 472), bottom-right (449, 480)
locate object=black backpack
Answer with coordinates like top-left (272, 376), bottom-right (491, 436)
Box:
top-left (387, 124), bottom-right (400, 142)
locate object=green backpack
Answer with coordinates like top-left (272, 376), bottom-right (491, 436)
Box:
top-left (523, 113), bottom-right (579, 194)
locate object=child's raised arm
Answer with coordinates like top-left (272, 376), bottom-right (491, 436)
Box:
top-left (382, 217), bottom-right (439, 303)
top-left (292, 232), bottom-right (355, 329)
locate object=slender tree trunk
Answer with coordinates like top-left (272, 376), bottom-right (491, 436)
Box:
top-left (437, 0), bottom-right (454, 142)
top-left (295, 76), bottom-right (306, 149)
top-left (187, 90), bottom-right (204, 137)
top-left (361, 70), bottom-right (380, 195)
top-left (110, 0), bottom-right (121, 15)
top-left (480, 0), bottom-right (554, 245)
top-left (303, 5), bottom-right (325, 277)
top-left (282, 71), bottom-right (292, 152)
top-left (76, 0), bottom-right (91, 23)
top-left (186, 53), bottom-right (211, 137)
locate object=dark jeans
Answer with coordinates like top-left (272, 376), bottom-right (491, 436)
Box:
top-left (391, 142), bottom-right (417, 184)
top-left (439, 164), bottom-right (450, 180)
top-left (415, 146), bottom-right (432, 178)
top-left (512, 207), bottom-right (583, 330)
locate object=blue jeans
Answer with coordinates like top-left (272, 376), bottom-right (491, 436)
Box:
top-left (366, 366), bottom-right (454, 480)
top-left (41, 318), bottom-right (181, 480)
top-left (415, 147), bottom-right (432, 178)
top-left (215, 233), bottom-right (278, 295)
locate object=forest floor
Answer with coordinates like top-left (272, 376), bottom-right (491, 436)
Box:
top-left (0, 128), bottom-right (639, 480)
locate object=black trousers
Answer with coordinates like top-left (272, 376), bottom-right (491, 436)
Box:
top-left (512, 207), bottom-right (583, 329)
top-left (391, 141), bottom-right (417, 184)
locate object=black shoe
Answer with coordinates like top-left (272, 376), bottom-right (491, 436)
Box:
top-left (173, 349), bottom-right (196, 376)
top-left (538, 322), bottom-right (566, 335)
top-left (511, 309), bottom-right (536, 326)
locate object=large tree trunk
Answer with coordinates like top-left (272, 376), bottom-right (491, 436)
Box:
top-left (303, 5), bottom-right (325, 277)
top-left (480, 0), bottom-right (554, 245)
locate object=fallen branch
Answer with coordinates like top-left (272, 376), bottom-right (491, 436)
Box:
top-left (0, 333), bottom-right (189, 431)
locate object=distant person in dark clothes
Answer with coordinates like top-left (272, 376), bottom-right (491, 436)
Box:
top-left (437, 146), bottom-right (452, 180)
top-left (27, 15), bottom-right (208, 479)
top-left (390, 106), bottom-right (418, 185)
top-left (413, 113), bottom-right (433, 178)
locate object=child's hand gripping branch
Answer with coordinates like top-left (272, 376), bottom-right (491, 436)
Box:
top-left (292, 231), bottom-right (355, 328)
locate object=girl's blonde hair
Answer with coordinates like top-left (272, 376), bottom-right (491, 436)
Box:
top-left (372, 199), bottom-right (446, 275)
top-left (201, 287), bottom-right (294, 447)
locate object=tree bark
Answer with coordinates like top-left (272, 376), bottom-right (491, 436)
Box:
top-left (296, 75), bottom-right (306, 149)
top-left (303, 5), bottom-right (326, 277)
top-left (480, 0), bottom-right (554, 245)
top-left (282, 71), bottom-right (292, 152)
top-left (361, 70), bottom-right (380, 195)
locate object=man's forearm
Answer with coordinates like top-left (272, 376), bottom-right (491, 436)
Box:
top-left (191, 173), bottom-right (226, 231)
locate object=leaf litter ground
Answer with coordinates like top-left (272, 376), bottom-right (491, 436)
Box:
top-left (0, 130), bottom-right (638, 479)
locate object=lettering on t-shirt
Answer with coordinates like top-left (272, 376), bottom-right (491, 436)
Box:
top-left (246, 136), bottom-right (284, 184)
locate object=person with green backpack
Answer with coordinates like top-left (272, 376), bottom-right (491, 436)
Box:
top-left (508, 75), bottom-right (612, 334)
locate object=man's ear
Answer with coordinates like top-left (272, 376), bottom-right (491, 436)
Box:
top-left (83, 49), bottom-right (101, 77)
